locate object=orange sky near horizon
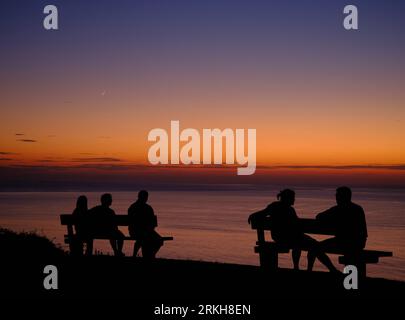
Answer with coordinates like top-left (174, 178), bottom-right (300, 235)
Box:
top-left (1, 92), bottom-right (404, 167)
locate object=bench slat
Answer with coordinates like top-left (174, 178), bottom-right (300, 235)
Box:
top-left (338, 255), bottom-right (379, 264)
top-left (61, 214), bottom-right (173, 242)
top-left (252, 218), bottom-right (337, 235)
top-left (255, 241), bottom-right (392, 256)
top-left (61, 214), bottom-right (138, 226)
top-left (255, 242), bottom-right (392, 257)
top-left (64, 235), bottom-right (173, 244)
top-left (252, 218), bottom-right (393, 274)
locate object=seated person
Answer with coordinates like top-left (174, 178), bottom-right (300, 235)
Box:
top-left (89, 193), bottom-right (124, 257)
top-left (248, 189), bottom-right (337, 272)
top-left (72, 195), bottom-right (92, 256)
top-left (128, 190), bottom-right (163, 259)
top-left (316, 186), bottom-right (368, 264)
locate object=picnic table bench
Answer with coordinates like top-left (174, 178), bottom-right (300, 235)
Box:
top-left (60, 214), bottom-right (173, 255)
top-left (251, 218), bottom-right (392, 277)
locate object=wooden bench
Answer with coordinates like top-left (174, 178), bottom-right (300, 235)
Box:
top-left (251, 218), bottom-right (392, 277)
top-left (60, 214), bottom-right (173, 256)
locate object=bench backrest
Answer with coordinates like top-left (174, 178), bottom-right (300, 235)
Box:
top-left (251, 218), bottom-right (336, 235)
top-left (251, 217), bottom-right (393, 257)
top-left (60, 214), bottom-right (157, 227)
top-left (251, 217), bottom-right (337, 243)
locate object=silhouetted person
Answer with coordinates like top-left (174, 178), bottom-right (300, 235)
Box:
top-left (128, 190), bottom-right (163, 259)
top-left (72, 195), bottom-right (92, 256)
top-left (89, 193), bottom-right (124, 257)
top-left (248, 189), bottom-right (337, 272)
top-left (315, 186), bottom-right (368, 267)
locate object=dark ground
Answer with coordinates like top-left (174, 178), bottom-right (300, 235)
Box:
top-left (1, 228), bottom-right (405, 303)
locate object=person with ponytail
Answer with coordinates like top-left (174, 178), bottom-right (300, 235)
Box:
top-left (248, 189), bottom-right (338, 272)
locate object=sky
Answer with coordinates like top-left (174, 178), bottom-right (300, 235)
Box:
top-left (1, 0), bottom-right (405, 190)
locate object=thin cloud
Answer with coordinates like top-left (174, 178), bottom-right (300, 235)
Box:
top-left (71, 157), bottom-right (122, 162)
top-left (15, 133), bottom-right (25, 136)
top-left (256, 164), bottom-right (405, 170)
top-left (36, 159), bottom-right (59, 163)
top-left (0, 152), bottom-right (18, 155)
top-left (17, 139), bottom-right (37, 143)
top-left (0, 158), bottom-right (13, 161)
top-left (3, 163), bottom-right (405, 172)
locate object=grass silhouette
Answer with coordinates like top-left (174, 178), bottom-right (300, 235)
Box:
top-left (1, 227), bottom-right (404, 299)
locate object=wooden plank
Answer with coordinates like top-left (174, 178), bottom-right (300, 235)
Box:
top-left (297, 218), bottom-right (337, 235)
top-left (61, 214), bottom-right (173, 243)
top-left (255, 245), bottom-right (289, 254)
top-left (361, 250), bottom-right (392, 257)
top-left (338, 256), bottom-right (379, 264)
top-left (251, 218), bottom-right (337, 235)
top-left (255, 241), bottom-right (392, 257)
top-left (60, 214), bottom-right (76, 225)
top-left (256, 229), bottom-right (265, 243)
top-left (162, 236), bottom-right (174, 241)
top-left (60, 214), bottom-right (158, 227)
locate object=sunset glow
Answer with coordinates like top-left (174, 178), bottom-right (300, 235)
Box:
top-left (1, 0), bottom-right (405, 189)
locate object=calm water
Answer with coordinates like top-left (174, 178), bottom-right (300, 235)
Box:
top-left (0, 188), bottom-right (404, 281)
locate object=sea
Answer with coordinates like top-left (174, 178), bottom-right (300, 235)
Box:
top-left (0, 188), bottom-right (404, 281)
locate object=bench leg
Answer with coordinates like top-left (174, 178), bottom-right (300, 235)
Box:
top-left (259, 248), bottom-right (278, 271)
top-left (69, 237), bottom-right (83, 256)
top-left (133, 241), bottom-right (142, 257)
top-left (67, 238), bottom-right (75, 255)
top-left (85, 240), bottom-right (93, 256)
top-left (356, 262), bottom-right (366, 279)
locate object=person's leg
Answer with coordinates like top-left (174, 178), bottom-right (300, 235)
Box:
top-left (72, 238), bottom-right (83, 256)
top-left (296, 234), bottom-right (317, 271)
top-left (110, 230), bottom-right (125, 256)
top-left (117, 230), bottom-right (124, 253)
top-left (316, 238), bottom-right (339, 272)
top-left (78, 241), bottom-right (84, 256)
top-left (317, 252), bottom-right (338, 272)
top-left (109, 239), bottom-right (118, 254)
top-left (117, 239), bottom-right (124, 253)
top-left (133, 240), bottom-right (142, 257)
top-left (151, 231), bottom-right (163, 258)
top-left (141, 242), bottom-right (153, 260)
top-left (292, 249), bottom-right (301, 270)
top-left (85, 239), bottom-right (93, 256)
top-left (141, 232), bottom-right (161, 260)
top-left (307, 250), bottom-right (316, 271)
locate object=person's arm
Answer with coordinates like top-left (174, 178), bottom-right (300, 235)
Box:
top-left (359, 206), bottom-right (368, 240)
top-left (248, 205), bottom-right (271, 225)
top-left (150, 206), bottom-right (157, 228)
top-left (316, 207), bottom-right (334, 221)
top-left (110, 209), bottom-right (119, 230)
top-left (144, 205), bottom-right (157, 230)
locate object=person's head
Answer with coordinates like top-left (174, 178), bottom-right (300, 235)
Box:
top-left (336, 186), bottom-right (352, 206)
top-left (277, 189), bottom-right (295, 206)
top-left (138, 190), bottom-right (149, 203)
top-left (76, 195), bottom-right (88, 211)
top-left (100, 193), bottom-right (112, 207)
